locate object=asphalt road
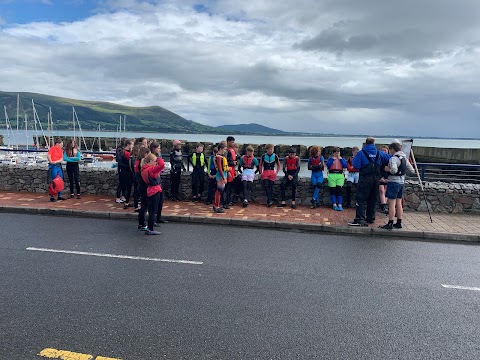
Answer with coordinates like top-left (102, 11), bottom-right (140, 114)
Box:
top-left (0, 213), bottom-right (479, 360)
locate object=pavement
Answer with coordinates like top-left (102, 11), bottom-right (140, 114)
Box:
top-left (1, 190), bottom-right (480, 243)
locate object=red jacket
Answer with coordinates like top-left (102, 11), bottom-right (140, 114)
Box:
top-left (141, 158), bottom-right (165, 197)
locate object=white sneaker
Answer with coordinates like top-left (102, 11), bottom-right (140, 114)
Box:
top-left (120, 197), bottom-right (126, 203)
top-left (115, 198), bottom-right (123, 203)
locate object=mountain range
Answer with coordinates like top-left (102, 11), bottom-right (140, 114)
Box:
top-left (0, 91), bottom-right (287, 136)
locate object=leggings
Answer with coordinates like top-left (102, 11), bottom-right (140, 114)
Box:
top-left (66, 162), bottom-right (80, 195)
top-left (138, 184), bottom-right (148, 227)
top-left (170, 171), bottom-right (181, 199)
top-left (214, 180), bottom-right (225, 208)
top-left (329, 186), bottom-right (343, 206)
top-left (263, 179), bottom-right (274, 203)
top-left (156, 192), bottom-right (164, 222)
top-left (242, 180), bottom-right (253, 202)
top-left (281, 176), bottom-right (298, 201)
top-left (311, 171), bottom-right (323, 202)
top-left (147, 192), bottom-right (161, 231)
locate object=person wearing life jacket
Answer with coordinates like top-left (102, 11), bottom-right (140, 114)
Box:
top-left (205, 146), bottom-right (218, 205)
top-left (189, 143), bottom-right (207, 202)
top-left (169, 140), bottom-right (185, 201)
top-left (47, 138), bottom-right (66, 202)
top-left (379, 141), bottom-right (415, 230)
top-left (141, 153), bottom-right (165, 235)
top-left (135, 146), bottom-right (151, 231)
top-left (223, 136), bottom-right (237, 208)
top-left (150, 141), bottom-right (168, 225)
top-left (237, 145), bottom-right (259, 207)
top-left (348, 137), bottom-right (391, 226)
top-left (212, 143), bottom-right (229, 213)
top-left (307, 145), bottom-right (325, 209)
top-left (326, 147), bottom-right (348, 211)
top-left (259, 144), bottom-right (280, 207)
top-left (345, 146), bottom-right (359, 208)
top-left (63, 138), bottom-right (82, 200)
top-left (277, 147), bottom-right (300, 209)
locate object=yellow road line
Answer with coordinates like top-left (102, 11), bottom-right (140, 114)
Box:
top-left (39, 348), bottom-right (121, 360)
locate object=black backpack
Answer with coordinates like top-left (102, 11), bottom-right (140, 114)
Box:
top-left (394, 155), bottom-right (407, 176)
top-left (359, 150), bottom-right (380, 177)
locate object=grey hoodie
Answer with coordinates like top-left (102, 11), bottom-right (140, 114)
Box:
top-left (388, 151), bottom-right (415, 184)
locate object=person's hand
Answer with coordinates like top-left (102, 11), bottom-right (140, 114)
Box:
top-left (385, 165), bottom-right (391, 172)
top-left (222, 178), bottom-right (227, 185)
top-left (288, 175), bottom-right (293, 180)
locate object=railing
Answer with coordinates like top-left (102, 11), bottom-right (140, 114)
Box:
top-left (1, 148), bottom-right (480, 183)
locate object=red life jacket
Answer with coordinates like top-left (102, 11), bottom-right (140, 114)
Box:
top-left (310, 156), bottom-right (321, 166)
top-left (286, 156), bottom-right (298, 171)
top-left (242, 155), bottom-right (254, 169)
top-left (48, 175), bottom-right (65, 197)
top-left (347, 157), bottom-right (358, 172)
top-left (227, 148), bottom-right (237, 167)
top-left (329, 158), bottom-right (343, 172)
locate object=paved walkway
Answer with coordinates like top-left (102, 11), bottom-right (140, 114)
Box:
top-left (1, 191), bottom-right (480, 242)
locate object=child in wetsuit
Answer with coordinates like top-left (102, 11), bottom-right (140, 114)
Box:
top-left (345, 146), bottom-right (359, 208)
top-left (259, 144), bottom-right (280, 207)
top-left (213, 143), bottom-right (228, 213)
top-left (205, 146), bottom-right (218, 205)
top-left (189, 143), bottom-right (206, 202)
top-left (169, 140), bottom-right (185, 201)
top-left (308, 145), bottom-right (324, 208)
top-left (278, 147), bottom-right (300, 209)
top-left (237, 146), bottom-right (259, 208)
top-left (326, 147), bottom-right (347, 211)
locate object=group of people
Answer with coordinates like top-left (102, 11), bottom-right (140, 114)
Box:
top-left (47, 135), bottom-right (415, 234)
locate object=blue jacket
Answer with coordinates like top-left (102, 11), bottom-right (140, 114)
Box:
top-left (352, 144), bottom-right (390, 169)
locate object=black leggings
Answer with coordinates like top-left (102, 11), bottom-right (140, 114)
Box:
top-left (147, 192), bottom-right (161, 231)
top-left (263, 179), bottom-right (274, 203)
top-left (156, 192), bottom-right (164, 222)
top-left (66, 162), bottom-right (80, 195)
top-left (170, 171), bottom-right (181, 199)
top-left (242, 180), bottom-right (252, 202)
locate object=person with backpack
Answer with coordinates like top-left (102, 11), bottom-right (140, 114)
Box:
top-left (205, 146), bottom-right (218, 205)
top-left (47, 138), bottom-right (66, 202)
top-left (379, 141), bottom-right (415, 230)
top-left (348, 137), bottom-right (390, 226)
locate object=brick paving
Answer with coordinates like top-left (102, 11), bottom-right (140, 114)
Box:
top-left (1, 190), bottom-right (480, 239)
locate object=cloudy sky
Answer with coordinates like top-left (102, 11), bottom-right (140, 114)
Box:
top-left (0, 0), bottom-right (479, 138)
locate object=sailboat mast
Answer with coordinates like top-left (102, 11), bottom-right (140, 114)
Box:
top-left (73, 107), bottom-right (76, 143)
top-left (16, 94), bottom-right (19, 149)
top-left (25, 114), bottom-right (28, 150)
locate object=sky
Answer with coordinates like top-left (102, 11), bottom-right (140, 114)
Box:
top-left (0, 0), bottom-right (479, 138)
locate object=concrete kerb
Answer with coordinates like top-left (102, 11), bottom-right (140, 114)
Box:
top-left (0, 205), bottom-right (479, 243)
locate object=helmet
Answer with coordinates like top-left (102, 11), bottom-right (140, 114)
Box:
top-left (172, 140), bottom-right (181, 146)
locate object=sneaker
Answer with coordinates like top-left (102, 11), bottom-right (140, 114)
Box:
top-left (380, 204), bottom-right (388, 214)
top-left (145, 230), bottom-right (161, 235)
top-left (77, 194), bottom-right (81, 199)
top-left (348, 220), bottom-right (367, 227)
top-left (120, 197), bottom-right (126, 202)
top-left (333, 205), bottom-right (339, 211)
top-left (214, 207), bottom-right (225, 213)
top-left (223, 205), bottom-right (231, 209)
top-left (277, 203), bottom-right (286, 208)
top-left (138, 225), bottom-right (148, 231)
top-left (154, 220), bottom-right (168, 226)
top-left (69, 194), bottom-right (74, 199)
top-left (393, 222), bottom-right (403, 229)
top-left (242, 201), bottom-right (249, 208)
top-left (115, 198), bottom-right (122, 203)
top-left (50, 197), bottom-right (57, 202)
top-left (337, 205), bottom-right (343, 211)
top-left (366, 219), bottom-right (375, 224)
top-left (266, 201), bottom-right (273, 208)
top-left (380, 222), bottom-right (394, 230)
top-left (291, 204), bottom-right (297, 209)
top-left (124, 203), bottom-right (133, 209)
top-left (57, 197), bottom-right (66, 201)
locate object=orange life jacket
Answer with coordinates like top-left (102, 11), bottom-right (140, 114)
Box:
top-left (48, 175), bottom-right (65, 197)
top-left (329, 158), bottom-right (343, 172)
top-left (286, 156), bottom-right (298, 171)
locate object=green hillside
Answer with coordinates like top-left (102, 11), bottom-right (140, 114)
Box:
top-left (0, 91), bottom-right (222, 133)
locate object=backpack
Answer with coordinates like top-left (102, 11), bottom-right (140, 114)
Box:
top-left (359, 150), bottom-right (380, 177)
top-left (394, 155), bottom-right (407, 176)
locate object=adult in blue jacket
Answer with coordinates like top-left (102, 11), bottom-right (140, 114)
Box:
top-left (348, 137), bottom-right (390, 226)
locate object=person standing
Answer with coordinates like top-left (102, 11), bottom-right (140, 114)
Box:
top-left (308, 146), bottom-right (324, 209)
top-left (115, 137), bottom-right (127, 203)
top-left (169, 140), bottom-right (184, 201)
top-left (259, 144), bottom-right (280, 207)
top-left (189, 143), bottom-right (206, 202)
top-left (63, 138), bottom-right (81, 199)
top-left (345, 146), bottom-right (359, 208)
top-left (135, 146), bottom-right (151, 231)
top-left (47, 138), bottom-right (66, 202)
top-left (224, 136), bottom-right (237, 208)
top-left (277, 147), bottom-right (300, 209)
top-left (326, 147), bottom-right (347, 211)
top-left (120, 140), bottom-right (134, 209)
top-left (378, 145), bottom-right (390, 214)
top-left (213, 143), bottom-right (228, 213)
top-left (237, 146), bottom-right (259, 207)
top-left (205, 146), bottom-right (218, 205)
top-left (141, 153), bottom-right (165, 235)
top-left (348, 137), bottom-right (390, 226)
top-left (379, 142), bottom-right (415, 230)
top-left (149, 141), bottom-right (168, 225)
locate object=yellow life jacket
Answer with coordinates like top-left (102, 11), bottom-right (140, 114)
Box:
top-left (214, 155), bottom-right (229, 172)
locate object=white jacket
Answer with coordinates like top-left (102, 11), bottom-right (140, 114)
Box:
top-left (388, 151), bottom-right (415, 184)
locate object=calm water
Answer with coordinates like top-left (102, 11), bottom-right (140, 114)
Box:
top-left (1, 129), bottom-right (480, 149)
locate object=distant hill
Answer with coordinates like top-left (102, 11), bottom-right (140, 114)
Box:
top-left (216, 123), bottom-right (286, 135)
top-left (0, 91), bottom-right (223, 133)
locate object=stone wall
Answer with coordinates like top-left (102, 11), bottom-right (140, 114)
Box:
top-left (1, 163), bottom-right (480, 213)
